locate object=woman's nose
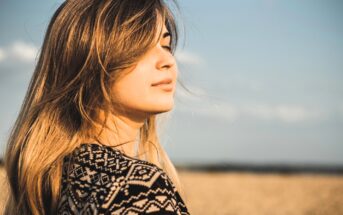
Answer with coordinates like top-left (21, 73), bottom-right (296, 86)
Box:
top-left (155, 46), bottom-right (176, 71)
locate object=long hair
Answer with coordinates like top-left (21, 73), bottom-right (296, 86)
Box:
top-left (2, 0), bottom-right (190, 214)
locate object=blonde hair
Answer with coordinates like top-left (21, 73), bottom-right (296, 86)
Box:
top-left (2, 0), bottom-right (190, 214)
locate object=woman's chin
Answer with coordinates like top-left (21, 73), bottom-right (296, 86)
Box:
top-left (147, 103), bottom-right (174, 115)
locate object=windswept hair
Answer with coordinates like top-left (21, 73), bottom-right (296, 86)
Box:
top-left (2, 0), bottom-right (190, 214)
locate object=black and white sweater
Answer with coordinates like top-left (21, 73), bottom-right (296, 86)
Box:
top-left (56, 143), bottom-right (190, 215)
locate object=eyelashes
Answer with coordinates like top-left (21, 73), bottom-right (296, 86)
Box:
top-left (162, 45), bottom-right (172, 54)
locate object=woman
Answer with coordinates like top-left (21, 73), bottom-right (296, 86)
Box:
top-left (3, 0), bottom-right (191, 214)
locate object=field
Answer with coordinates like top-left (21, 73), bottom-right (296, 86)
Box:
top-left (178, 170), bottom-right (343, 215)
top-left (1, 167), bottom-right (343, 215)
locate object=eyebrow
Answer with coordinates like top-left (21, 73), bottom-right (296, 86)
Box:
top-left (162, 32), bottom-right (171, 38)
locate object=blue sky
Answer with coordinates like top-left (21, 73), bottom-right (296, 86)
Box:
top-left (0, 0), bottom-right (342, 166)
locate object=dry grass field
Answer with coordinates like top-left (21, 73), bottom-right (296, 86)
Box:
top-left (1, 167), bottom-right (343, 215)
top-left (178, 170), bottom-right (343, 215)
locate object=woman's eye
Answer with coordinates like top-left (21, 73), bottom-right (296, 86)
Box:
top-left (162, 46), bottom-right (172, 53)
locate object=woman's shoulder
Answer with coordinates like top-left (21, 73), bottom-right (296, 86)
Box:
top-left (57, 143), bottom-right (190, 214)
top-left (59, 143), bottom-right (168, 187)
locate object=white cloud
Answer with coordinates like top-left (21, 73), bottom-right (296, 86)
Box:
top-left (175, 50), bottom-right (203, 66)
top-left (242, 103), bottom-right (321, 122)
top-left (174, 85), bottom-right (240, 122)
top-left (202, 102), bottom-right (240, 121)
top-left (10, 41), bottom-right (38, 62)
top-left (177, 98), bottom-right (324, 123)
top-left (0, 48), bottom-right (6, 62)
top-left (274, 105), bottom-right (320, 122)
top-left (0, 41), bottom-right (39, 63)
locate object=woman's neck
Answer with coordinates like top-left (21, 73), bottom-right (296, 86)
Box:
top-left (81, 109), bottom-right (147, 157)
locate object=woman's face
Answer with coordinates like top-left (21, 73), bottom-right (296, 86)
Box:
top-left (111, 22), bottom-right (178, 117)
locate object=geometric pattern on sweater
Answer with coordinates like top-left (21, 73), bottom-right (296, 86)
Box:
top-left (56, 143), bottom-right (190, 215)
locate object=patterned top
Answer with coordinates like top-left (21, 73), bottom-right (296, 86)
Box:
top-left (56, 143), bottom-right (190, 215)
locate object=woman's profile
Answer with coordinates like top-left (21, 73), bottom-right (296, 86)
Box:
top-left (3, 0), bottom-right (190, 214)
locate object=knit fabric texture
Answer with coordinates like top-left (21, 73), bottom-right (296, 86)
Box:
top-left (56, 143), bottom-right (190, 215)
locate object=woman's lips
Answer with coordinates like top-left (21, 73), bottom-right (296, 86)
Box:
top-left (151, 78), bottom-right (172, 86)
top-left (152, 83), bottom-right (173, 92)
top-left (151, 78), bottom-right (173, 92)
